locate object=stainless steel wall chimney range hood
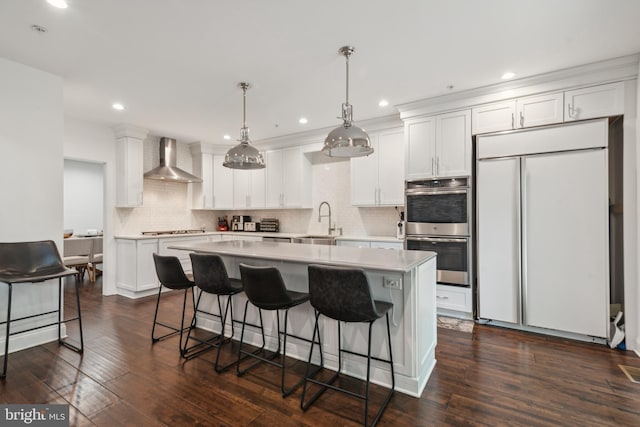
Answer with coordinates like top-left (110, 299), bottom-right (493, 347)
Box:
top-left (144, 137), bottom-right (202, 183)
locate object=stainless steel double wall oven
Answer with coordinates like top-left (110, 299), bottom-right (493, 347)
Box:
top-left (405, 177), bottom-right (472, 287)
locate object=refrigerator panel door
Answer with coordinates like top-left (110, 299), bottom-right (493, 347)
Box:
top-left (477, 157), bottom-right (520, 323)
top-left (523, 149), bottom-right (609, 338)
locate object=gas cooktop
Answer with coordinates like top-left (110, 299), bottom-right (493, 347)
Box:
top-left (141, 229), bottom-right (206, 236)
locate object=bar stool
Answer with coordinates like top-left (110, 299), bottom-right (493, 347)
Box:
top-left (182, 253), bottom-right (243, 372)
top-left (301, 264), bottom-right (395, 427)
top-left (151, 253), bottom-right (196, 353)
top-left (0, 240), bottom-right (82, 378)
top-left (237, 263), bottom-right (322, 397)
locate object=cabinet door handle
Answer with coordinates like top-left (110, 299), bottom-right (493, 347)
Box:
top-left (436, 157), bottom-right (440, 176)
top-left (511, 113), bottom-right (515, 129)
top-left (567, 103), bottom-right (574, 118)
top-left (520, 111), bottom-right (524, 127)
top-left (431, 157), bottom-right (435, 175)
top-left (436, 295), bottom-right (449, 300)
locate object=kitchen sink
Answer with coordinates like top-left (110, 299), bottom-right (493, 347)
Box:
top-left (292, 235), bottom-right (336, 245)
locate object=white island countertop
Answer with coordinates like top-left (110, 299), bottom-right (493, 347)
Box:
top-left (169, 240), bottom-right (434, 273)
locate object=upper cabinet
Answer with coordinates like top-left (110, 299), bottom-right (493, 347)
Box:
top-left (472, 92), bottom-right (564, 135)
top-left (191, 144), bottom-right (233, 209)
top-left (565, 82), bottom-right (624, 121)
top-left (405, 109), bottom-right (471, 180)
top-left (233, 168), bottom-right (265, 209)
top-left (265, 146), bottom-right (311, 208)
top-left (472, 82), bottom-right (625, 135)
top-left (351, 127), bottom-right (405, 206)
top-left (115, 126), bottom-right (147, 208)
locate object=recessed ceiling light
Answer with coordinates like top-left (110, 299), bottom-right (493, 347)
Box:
top-left (112, 103), bottom-right (124, 111)
top-left (501, 71), bottom-right (516, 80)
top-left (47, 0), bottom-right (68, 9)
top-left (299, 117), bottom-right (308, 124)
top-left (378, 99), bottom-right (389, 107)
top-left (223, 134), bottom-right (231, 140)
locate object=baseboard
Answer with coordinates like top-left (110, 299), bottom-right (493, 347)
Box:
top-left (0, 324), bottom-right (66, 356)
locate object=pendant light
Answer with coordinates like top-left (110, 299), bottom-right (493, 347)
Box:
top-left (322, 46), bottom-right (373, 157)
top-left (223, 82), bottom-right (265, 169)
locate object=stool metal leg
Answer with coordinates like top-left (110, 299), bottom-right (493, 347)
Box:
top-left (1, 283), bottom-right (12, 379)
top-left (237, 301), bottom-right (272, 376)
top-left (301, 313), bottom-right (395, 427)
top-left (58, 277), bottom-right (85, 353)
top-left (152, 286), bottom-right (193, 349)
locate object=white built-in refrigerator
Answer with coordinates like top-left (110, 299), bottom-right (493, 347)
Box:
top-left (477, 119), bottom-right (609, 339)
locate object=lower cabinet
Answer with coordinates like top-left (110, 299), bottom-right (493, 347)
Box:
top-left (116, 238), bottom-right (159, 297)
top-left (116, 235), bottom-right (215, 298)
top-left (436, 284), bottom-right (472, 314)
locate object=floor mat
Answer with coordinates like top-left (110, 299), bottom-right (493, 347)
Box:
top-left (437, 316), bottom-right (474, 333)
top-left (619, 365), bottom-right (640, 383)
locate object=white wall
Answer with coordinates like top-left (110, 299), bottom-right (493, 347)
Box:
top-left (0, 58), bottom-right (64, 354)
top-left (636, 61), bottom-right (640, 355)
top-left (64, 159), bottom-right (104, 233)
top-left (64, 117), bottom-right (117, 295)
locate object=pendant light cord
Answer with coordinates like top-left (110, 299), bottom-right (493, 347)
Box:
top-left (345, 52), bottom-right (350, 106)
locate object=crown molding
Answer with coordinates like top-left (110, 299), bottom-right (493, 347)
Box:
top-left (113, 124), bottom-right (148, 140)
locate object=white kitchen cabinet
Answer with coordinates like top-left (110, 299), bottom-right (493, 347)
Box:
top-left (565, 81), bottom-right (624, 121)
top-left (436, 284), bottom-right (472, 314)
top-left (351, 127), bottom-right (404, 206)
top-left (405, 109), bottom-right (471, 179)
top-left (191, 145), bottom-right (234, 210)
top-left (471, 92), bottom-right (563, 135)
top-left (265, 146), bottom-right (311, 208)
top-left (233, 168), bottom-right (265, 209)
top-left (116, 238), bottom-right (158, 297)
top-left (212, 155), bottom-right (234, 209)
top-left (116, 136), bottom-right (144, 207)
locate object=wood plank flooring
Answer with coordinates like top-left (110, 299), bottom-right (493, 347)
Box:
top-left (1, 276), bottom-right (640, 426)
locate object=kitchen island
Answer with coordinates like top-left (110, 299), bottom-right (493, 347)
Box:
top-left (169, 240), bottom-right (437, 397)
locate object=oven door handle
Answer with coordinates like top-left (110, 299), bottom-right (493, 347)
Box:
top-left (405, 189), bottom-right (468, 196)
top-left (406, 236), bottom-right (467, 243)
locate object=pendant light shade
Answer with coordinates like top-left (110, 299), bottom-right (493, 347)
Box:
top-left (223, 82), bottom-right (265, 170)
top-left (322, 46), bottom-right (373, 158)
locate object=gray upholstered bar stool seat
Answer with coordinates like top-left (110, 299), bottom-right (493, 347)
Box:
top-left (301, 264), bottom-right (395, 427)
top-left (182, 253), bottom-right (243, 372)
top-left (237, 263), bottom-right (322, 397)
top-left (151, 253), bottom-right (196, 353)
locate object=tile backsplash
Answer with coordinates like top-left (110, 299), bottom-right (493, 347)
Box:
top-left (115, 141), bottom-right (402, 237)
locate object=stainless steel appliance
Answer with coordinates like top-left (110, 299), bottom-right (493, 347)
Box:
top-left (141, 229), bottom-right (205, 236)
top-left (231, 215), bottom-right (251, 231)
top-left (405, 235), bottom-right (470, 286)
top-left (405, 176), bottom-right (471, 287)
top-left (405, 177), bottom-right (470, 236)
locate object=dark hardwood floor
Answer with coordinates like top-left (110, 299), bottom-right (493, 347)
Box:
top-left (2, 276), bottom-right (639, 426)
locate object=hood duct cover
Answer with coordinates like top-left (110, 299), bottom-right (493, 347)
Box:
top-left (144, 137), bottom-right (202, 183)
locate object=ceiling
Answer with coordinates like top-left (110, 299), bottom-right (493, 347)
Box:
top-left (2, 0), bottom-right (640, 146)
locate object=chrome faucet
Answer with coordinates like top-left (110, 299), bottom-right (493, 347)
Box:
top-left (318, 201), bottom-right (334, 235)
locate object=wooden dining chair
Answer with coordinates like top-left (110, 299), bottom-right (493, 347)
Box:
top-left (63, 238), bottom-right (93, 281)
